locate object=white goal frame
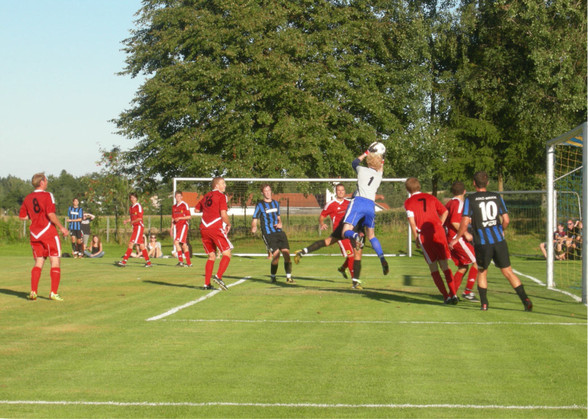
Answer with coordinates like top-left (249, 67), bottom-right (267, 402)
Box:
top-left (546, 122), bottom-right (587, 304)
top-left (173, 177), bottom-right (411, 257)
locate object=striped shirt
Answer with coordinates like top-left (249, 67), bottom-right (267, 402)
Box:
top-left (68, 206), bottom-right (83, 231)
top-left (463, 191), bottom-right (508, 245)
top-left (253, 199), bottom-right (281, 236)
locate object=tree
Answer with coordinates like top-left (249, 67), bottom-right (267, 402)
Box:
top-left (115, 0), bottom-right (432, 183)
top-left (445, 0), bottom-right (587, 189)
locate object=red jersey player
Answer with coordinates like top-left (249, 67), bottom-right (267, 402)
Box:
top-left (19, 172), bottom-right (69, 301)
top-left (404, 177), bottom-right (458, 304)
top-left (444, 181), bottom-right (478, 300)
top-left (116, 193), bottom-right (152, 267)
top-left (171, 191), bottom-right (192, 267)
top-left (195, 177), bottom-right (232, 290)
top-left (294, 183), bottom-right (356, 280)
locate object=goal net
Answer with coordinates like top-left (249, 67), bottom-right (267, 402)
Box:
top-left (173, 177), bottom-right (410, 258)
top-left (546, 122), bottom-right (587, 304)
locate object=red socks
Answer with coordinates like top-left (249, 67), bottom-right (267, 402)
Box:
top-left (31, 266), bottom-right (42, 293)
top-left (346, 256), bottom-right (354, 278)
top-left (123, 248), bottom-right (132, 262)
top-left (431, 271), bottom-right (449, 298)
top-left (50, 268), bottom-right (61, 294)
top-left (444, 269), bottom-right (456, 296)
top-left (217, 256), bottom-right (231, 279)
top-left (184, 251), bottom-right (191, 266)
top-left (205, 260), bottom-right (215, 285)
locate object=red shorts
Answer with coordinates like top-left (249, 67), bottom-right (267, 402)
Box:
top-left (173, 223), bottom-right (189, 243)
top-left (337, 238), bottom-right (354, 258)
top-left (200, 227), bottom-right (233, 254)
top-left (30, 232), bottom-right (62, 258)
top-left (449, 236), bottom-right (476, 266)
top-left (129, 224), bottom-right (145, 244)
top-left (418, 229), bottom-right (451, 264)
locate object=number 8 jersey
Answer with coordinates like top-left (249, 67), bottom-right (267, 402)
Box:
top-left (19, 190), bottom-right (58, 240)
top-left (463, 191), bottom-right (508, 245)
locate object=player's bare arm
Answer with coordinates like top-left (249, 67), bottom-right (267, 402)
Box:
top-left (221, 210), bottom-right (231, 233)
top-left (449, 216), bottom-right (471, 248)
top-left (48, 212), bottom-right (69, 237)
top-left (251, 219), bottom-right (257, 234)
top-left (274, 216), bottom-right (283, 230)
top-left (407, 217), bottom-right (420, 248)
top-left (319, 215), bottom-right (328, 230)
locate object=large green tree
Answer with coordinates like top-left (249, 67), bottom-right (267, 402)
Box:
top-left (445, 0), bottom-right (586, 189)
top-left (115, 0), bottom-right (431, 181)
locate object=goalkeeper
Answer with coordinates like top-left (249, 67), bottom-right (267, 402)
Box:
top-left (341, 143), bottom-right (389, 276)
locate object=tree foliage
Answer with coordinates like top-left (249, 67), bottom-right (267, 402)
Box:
top-left (115, 0), bottom-right (433, 181)
top-left (444, 0), bottom-right (587, 189)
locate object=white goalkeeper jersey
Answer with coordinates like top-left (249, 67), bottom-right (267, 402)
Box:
top-left (355, 165), bottom-right (382, 202)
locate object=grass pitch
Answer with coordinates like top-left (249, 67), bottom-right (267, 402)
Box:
top-left (0, 244), bottom-right (586, 418)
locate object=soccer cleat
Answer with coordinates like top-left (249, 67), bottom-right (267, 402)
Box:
top-left (293, 251), bottom-right (303, 264)
top-left (352, 280), bottom-right (363, 290)
top-left (523, 298), bottom-right (533, 312)
top-left (444, 297), bottom-right (452, 304)
top-left (176, 262), bottom-right (184, 267)
top-left (50, 292), bottom-right (64, 301)
top-left (286, 277), bottom-right (295, 283)
top-left (337, 265), bottom-right (348, 279)
top-left (381, 259), bottom-right (389, 275)
top-left (115, 261), bottom-right (126, 267)
top-left (213, 275), bottom-right (228, 290)
top-left (27, 291), bottom-right (37, 301)
top-left (185, 264), bottom-right (193, 268)
top-left (462, 291), bottom-right (476, 301)
top-left (144, 263), bottom-right (153, 268)
top-left (451, 295), bottom-right (459, 305)
top-left (480, 303), bottom-right (488, 311)
top-left (203, 284), bottom-right (215, 290)
top-left (270, 275), bottom-right (277, 284)
top-left (353, 233), bottom-right (364, 250)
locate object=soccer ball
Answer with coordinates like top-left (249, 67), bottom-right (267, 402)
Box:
top-left (369, 142), bottom-right (386, 155)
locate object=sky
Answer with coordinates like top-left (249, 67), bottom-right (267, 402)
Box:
top-left (0, 0), bottom-right (145, 180)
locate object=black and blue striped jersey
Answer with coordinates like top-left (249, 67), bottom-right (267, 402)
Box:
top-left (463, 191), bottom-right (507, 246)
top-left (253, 199), bottom-right (282, 236)
top-left (68, 206), bottom-right (84, 231)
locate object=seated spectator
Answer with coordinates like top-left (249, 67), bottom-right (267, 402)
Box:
top-left (84, 235), bottom-right (104, 258)
top-left (147, 234), bottom-right (163, 258)
top-left (540, 223), bottom-right (567, 260)
top-left (130, 235), bottom-right (147, 258)
top-left (565, 219), bottom-right (583, 260)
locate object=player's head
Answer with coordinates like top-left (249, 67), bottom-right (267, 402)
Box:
top-left (450, 181), bottom-right (465, 197)
top-left (335, 183), bottom-right (346, 199)
top-left (260, 183), bottom-right (272, 200)
top-left (31, 172), bottom-right (47, 189)
top-left (129, 192), bottom-right (138, 204)
top-left (366, 153), bottom-right (383, 171)
top-left (212, 177), bottom-right (226, 192)
top-left (404, 177), bottom-right (421, 194)
top-left (473, 171), bottom-right (489, 188)
top-left (72, 198), bottom-right (79, 206)
top-left (175, 191), bottom-right (183, 201)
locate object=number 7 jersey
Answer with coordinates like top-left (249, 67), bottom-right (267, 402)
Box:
top-left (463, 191), bottom-right (508, 245)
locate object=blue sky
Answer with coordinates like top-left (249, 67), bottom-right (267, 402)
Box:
top-left (0, 0), bottom-right (144, 180)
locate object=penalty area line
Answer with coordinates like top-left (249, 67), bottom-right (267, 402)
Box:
top-left (0, 400), bottom-right (585, 410)
top-left (163, 319), bottom-right (587, 326)
top-left (146, 277), bottom-right (249, 322)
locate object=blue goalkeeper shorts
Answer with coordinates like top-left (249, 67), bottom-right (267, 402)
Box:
top-left (343, 196), bottom-right (376, 229)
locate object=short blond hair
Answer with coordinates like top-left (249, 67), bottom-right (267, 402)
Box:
top-left (366, 153), bottom-right (383, 171)
top-left (31, 173), bottom-right (46, 188)
top-left (405, 177), bottom-right (421, 194)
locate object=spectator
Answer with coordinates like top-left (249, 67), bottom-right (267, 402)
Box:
top-left (540, 223), bottom-right (567, 260)
top-left (81, 212), bottom-right (95, 256)
top-left (84, 235), bottom-right (104, 258)
top-left (147, 234), bottom-right (163, 258)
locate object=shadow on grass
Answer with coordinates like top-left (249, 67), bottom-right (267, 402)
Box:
top-left (0, 288), bottom-right (36, 300)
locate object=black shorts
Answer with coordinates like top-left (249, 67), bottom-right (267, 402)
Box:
top-left (331, 221), bottom-right (365, 241)
top-left (263, 231), bottom-right (290, 253)
top-left (70, 230), bottom-right (83, 240)
top-left (475, 240), bottom-right (511, 270)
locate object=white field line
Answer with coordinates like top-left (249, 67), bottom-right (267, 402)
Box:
top-left (164, 319), bottom-right (586, 326)
top-left (146, 277), bottom-right (249, 322)
top-left (511, 266), bottom-right (583, 303)
top-left (0, 400), bottom-right (585, 410)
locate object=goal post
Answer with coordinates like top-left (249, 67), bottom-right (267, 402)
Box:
top-left (546, 122), bottom-right (586, 304)
top-left (172, 177), bottom-right (411, 258)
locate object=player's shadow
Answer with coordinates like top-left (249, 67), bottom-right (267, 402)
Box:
top-left (0, 288), bottom-right (33, 300)
top-left (324, 286), bottom-right (447, 306)
top-left (142, 280), bottom-right (198, 289)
